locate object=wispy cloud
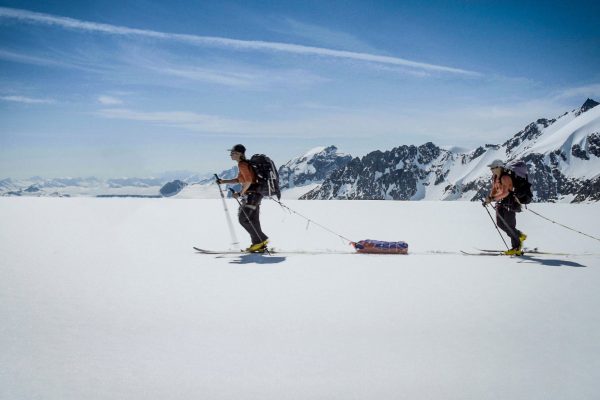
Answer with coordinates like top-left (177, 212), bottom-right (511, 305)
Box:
top-left (0, 48), bottom-right (67, 67)
top-left (98, 95), bottom-right (123, 105)
top-left (554, 83), bottom-right (600, 100)
top-left (96, 107), bottom-right (381, 137)
top-left (0, 6), bottom-right (480, 76)
top-left (145, 63), bottom-right (327, 89)
top-left (0, 95), bottom-right (55, 104)
top-left (96, 108), bottom-right (248, 133)
top-left (154, 66), bottom-right (257, 87)
top-left (94, 96), bottom-right (579, 146)
top-left (100, 44), bottom-right (328, 89)
top-left (0, 48), bottom-right (110, 74)
top-left (274, 18), bottom-right (380, 53)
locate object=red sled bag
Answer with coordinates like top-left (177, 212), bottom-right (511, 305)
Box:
top-left (352, 239), bottom-right (408, 254)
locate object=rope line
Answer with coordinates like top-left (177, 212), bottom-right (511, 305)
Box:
top-left (270, 198), bottom-right (355, 244)
top-left (527, 207), bottom-right (600, 243)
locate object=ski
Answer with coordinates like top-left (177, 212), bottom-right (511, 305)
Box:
top-left (193, 247), bottom-right (271, 255)
top-left (461, 250), bottom-right (505, 256)
top-left (193, 247), bottom-right (355, 255)
top-left (476, 248), bottom-right (572, 256)
top-left (193, 247), bottom-right (366, 256)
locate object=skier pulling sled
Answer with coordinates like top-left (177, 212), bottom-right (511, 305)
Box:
top-left (483, 159), bottom-right (532, 256)
top-left (207, 144), bottom-right (410, 256)
top-left (216, 144), bottom-right (280, 253)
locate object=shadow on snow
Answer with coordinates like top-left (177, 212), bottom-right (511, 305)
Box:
top-left (517, 255), bottom-right (588, 268)
top-left (229, 253), bottom-right (287, 265)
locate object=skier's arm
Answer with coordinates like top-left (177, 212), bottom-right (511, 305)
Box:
top-left (239, 182), bottom-right (252, 196)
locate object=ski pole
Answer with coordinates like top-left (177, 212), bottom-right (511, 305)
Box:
top-left (214, 174), bottom-right (240, 250)
top-left (482, 201), bottom-right (510, 250)
top-left (229, 188), bottom-right (271, 255)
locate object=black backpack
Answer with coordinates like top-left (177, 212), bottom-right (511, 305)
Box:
top-left (246, 154), bottom-right (281, 200)
top-left (503, 160), bottom-right (533, 205)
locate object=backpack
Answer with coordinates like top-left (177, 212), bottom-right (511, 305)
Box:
top-left (503, 160), bottom-right (533, 205)
top-left (245, 154), bottom-right (281, 200)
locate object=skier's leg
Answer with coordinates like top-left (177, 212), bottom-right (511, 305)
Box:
top-left (238, 199), bottom-right (256, 243)
top-left (247, 194), bottom-right (268, 244)
top-left (497, 205), bottom-right (520, 249)
top-left (239, 194), bottom-right (267, 244)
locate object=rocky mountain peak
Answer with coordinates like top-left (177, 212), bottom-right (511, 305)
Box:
top-left (303, 99), bottom-right (600, 203)
top-left (279, 145), bottom-right (352, 189)
top-left (580, 98), bottom-right (599, 114)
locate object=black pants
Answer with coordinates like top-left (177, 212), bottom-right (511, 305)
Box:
top-left (496, 201), bottom-right (522, 249)
top-left (238, 192), bottom-right (268, 245)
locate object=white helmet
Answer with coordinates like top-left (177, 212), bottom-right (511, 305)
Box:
top-left (487, 159), bottom-right (505, 169)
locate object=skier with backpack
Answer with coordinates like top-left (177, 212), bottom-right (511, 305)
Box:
top-left (484, 159), bottom-right (532, 256)
top-left (216, 144), bottom-right (280, 253)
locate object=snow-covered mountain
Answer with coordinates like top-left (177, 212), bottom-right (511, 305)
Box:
top-left (172, 148), bottom-right (350, 199)
top-left (170, 167), bottom-right (239, 199)
top-left (303, 99), bottom-right (600, 203)
top-left (0, 171), bottom-right (214, 198)
top-left (4, 99), bottom-right (598, 202)
top-left (279, 146), bottom-right (352, 189)
top-left (0, 178), bottom-right (19, 192)
top-left (1, 176), bottom-right (163, 197)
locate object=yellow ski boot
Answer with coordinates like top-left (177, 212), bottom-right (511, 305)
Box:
top-left (503, 248), bottom-right (524, 256)
top-left (518, 233), bottom-right (527, 250)
top-left (246, 239), bottom-right (269, 253)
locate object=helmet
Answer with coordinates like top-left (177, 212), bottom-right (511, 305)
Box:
top-left (487, 159), bottom-right (505, 169)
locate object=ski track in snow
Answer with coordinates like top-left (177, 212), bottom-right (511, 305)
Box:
top-left (1, 198), bottom-right (599, 399)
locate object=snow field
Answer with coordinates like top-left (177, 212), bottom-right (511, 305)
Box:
top-left (1, 198), bottom-right (599, 399)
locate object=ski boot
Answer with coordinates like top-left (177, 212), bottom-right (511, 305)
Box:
top-left (503, 248), bottom-right (524, 256)
top-left (246, 239), bottom-right (269, 253)
top-left (518, 232), bottom-right (527, 249)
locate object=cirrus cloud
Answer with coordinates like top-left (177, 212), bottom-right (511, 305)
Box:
top-left (0, 6), bottom-right (480, 77)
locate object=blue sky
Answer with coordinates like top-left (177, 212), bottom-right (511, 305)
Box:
top-left (1, 0), bottom-right (599, 179)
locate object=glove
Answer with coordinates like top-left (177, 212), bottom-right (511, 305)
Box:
top-left (215, 177), bottom-right (223, 185)
top-left (232, 191), bottom-right (241, 199)
top-left (483, 196), bottom-right (492, 206)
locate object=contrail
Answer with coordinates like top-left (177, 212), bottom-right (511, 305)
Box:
top-left (0, 6), bottom-right (480, 76)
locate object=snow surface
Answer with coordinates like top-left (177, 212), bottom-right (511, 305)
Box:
top-left (1, 198), bottom-right (600, 399)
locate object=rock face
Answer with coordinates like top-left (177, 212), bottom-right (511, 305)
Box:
top-left (301, 143), bottom-right (446, 200)
top-left (303, 99), bottom-right (600, 203)
top-left (278, 146), bottom-right (352, 189)
top-left (160, 180), bottom-right (188, 197)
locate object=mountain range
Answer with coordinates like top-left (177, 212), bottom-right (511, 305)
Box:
top-left (303, 99), bottom-right (600, 202)
top-left (2, 99), bottom-right (599, 202)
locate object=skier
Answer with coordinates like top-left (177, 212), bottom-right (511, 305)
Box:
top-left (484, 159), bottom-right (527, 255)
top-left (217, 144), bottom-right (269, 253)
